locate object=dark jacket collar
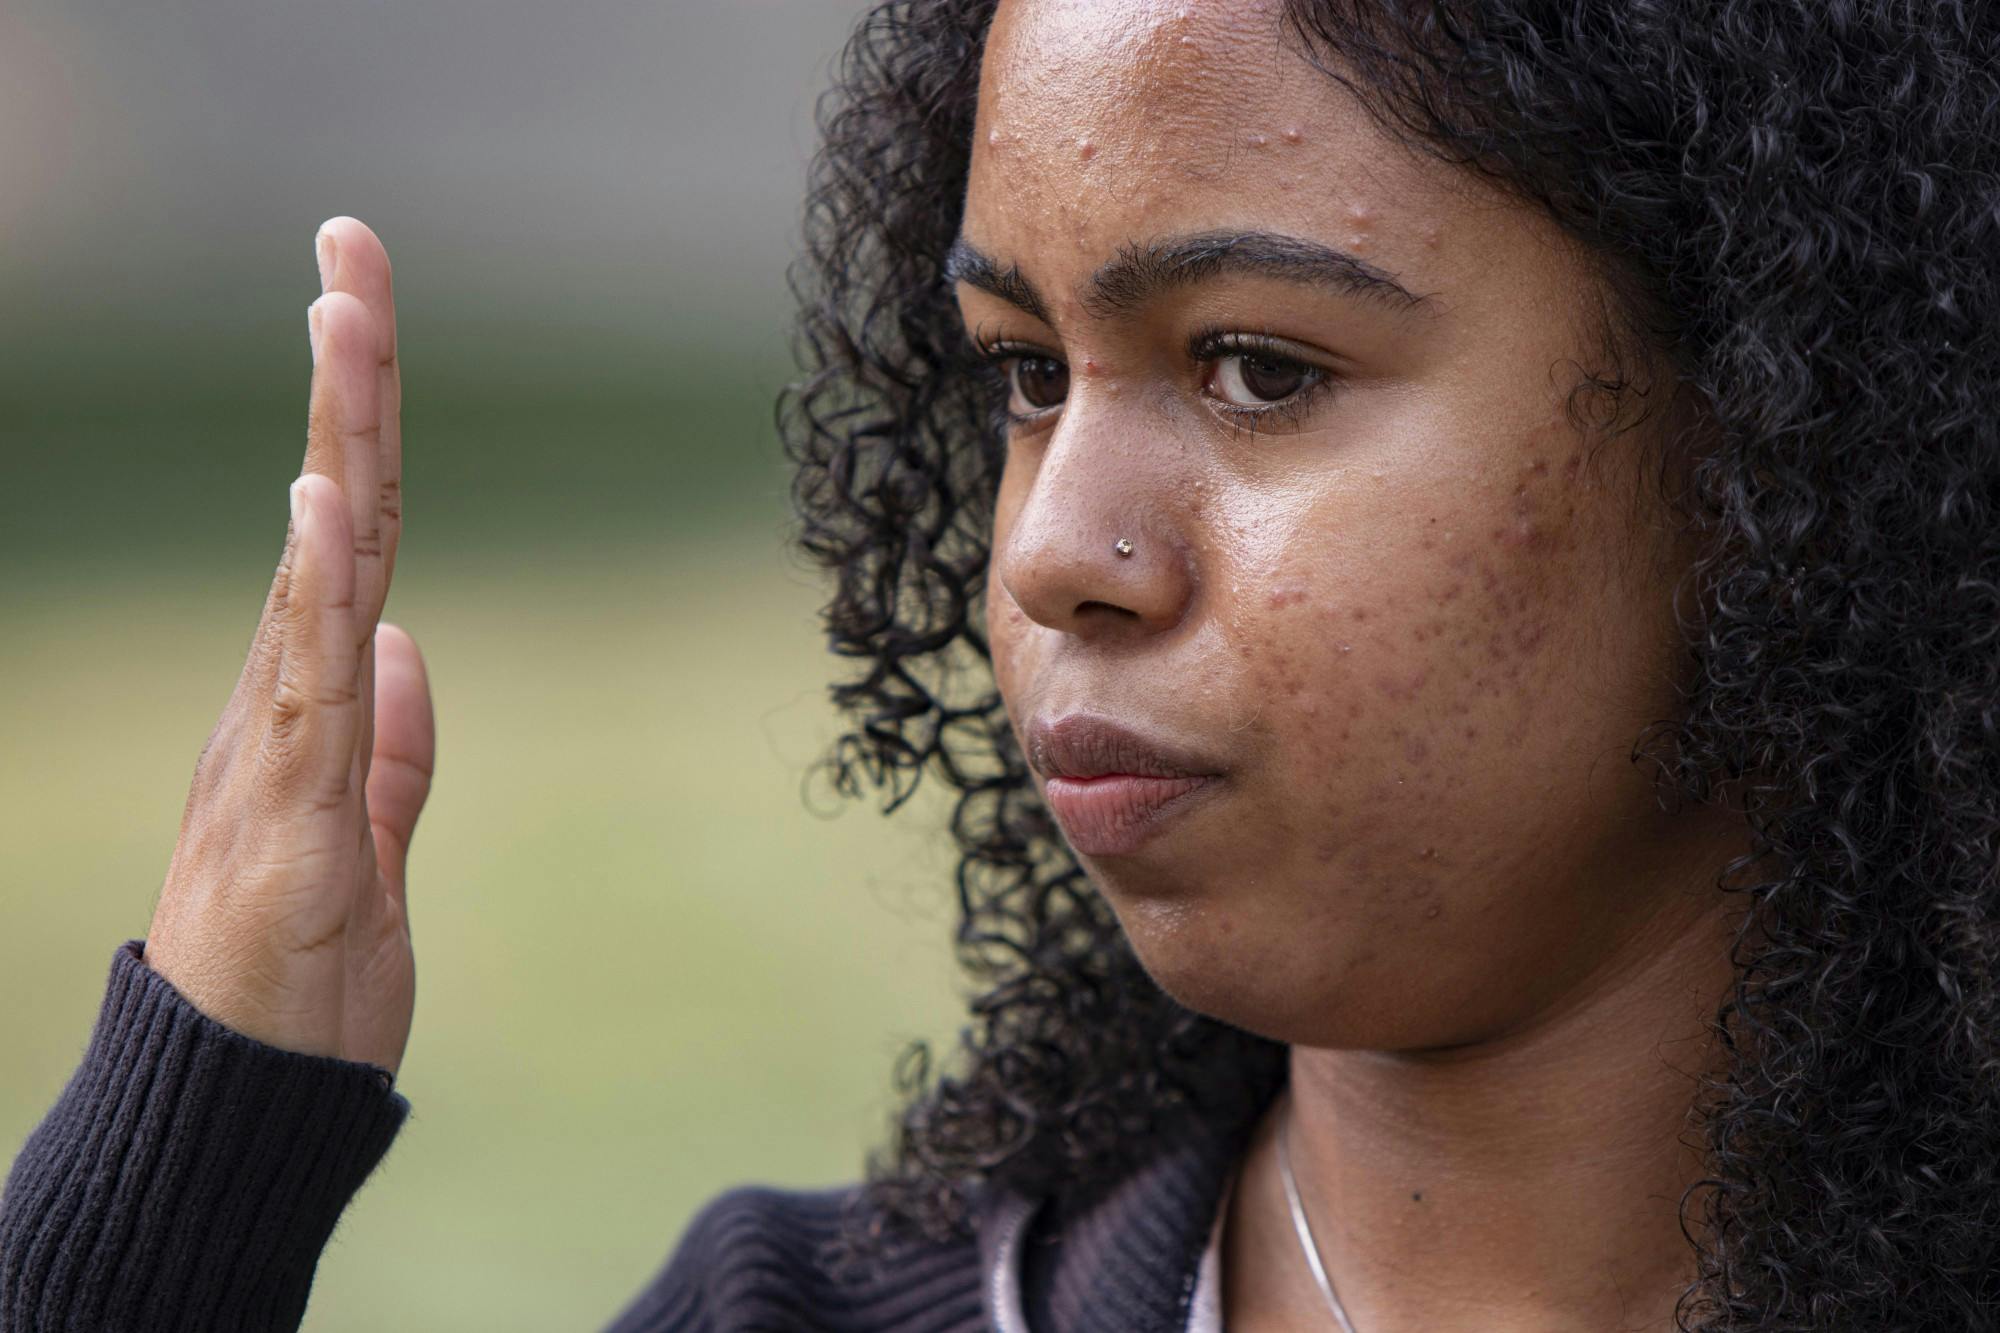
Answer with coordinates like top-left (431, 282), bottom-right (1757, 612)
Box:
top-left (976, 1090), bottom-right (1273, 1333)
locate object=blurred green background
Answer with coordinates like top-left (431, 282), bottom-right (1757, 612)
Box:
top-left (0, 2), bottom-right (975, 1328)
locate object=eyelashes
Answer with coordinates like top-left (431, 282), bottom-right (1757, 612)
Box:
top-left (967, 326), bottom-right (1339, 435)
top-left (968, 333), bottom-right (1065, 426)
top-left (1188, 327), bottom-right (1335, 434)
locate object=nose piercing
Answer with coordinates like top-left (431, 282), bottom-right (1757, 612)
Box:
top-left (1114, 538), bottom-right (1134, 558)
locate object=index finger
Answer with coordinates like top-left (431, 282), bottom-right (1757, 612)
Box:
top-left (315, 216), bottom-right (403, 603)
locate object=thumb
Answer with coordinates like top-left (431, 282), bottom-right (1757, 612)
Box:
top-left (366, 621), bottom-right (435, 891)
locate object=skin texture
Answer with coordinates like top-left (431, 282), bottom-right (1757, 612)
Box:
top-left (144, 217), bottom-right (432, 1079)
top-left (960, 1), bottom-right (1751, 1327)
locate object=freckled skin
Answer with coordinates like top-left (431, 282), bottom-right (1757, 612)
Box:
top-left (967, 0), bottom-right (1734, 1059)
top-left (964, 8), bottom-right (1747, 1324)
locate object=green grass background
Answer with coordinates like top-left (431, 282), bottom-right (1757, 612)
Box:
top-left (0, 328), bottom-right (972, 1329)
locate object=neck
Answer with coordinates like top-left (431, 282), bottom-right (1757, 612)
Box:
top-left (1226, 851), bottom-right (1746, 1331)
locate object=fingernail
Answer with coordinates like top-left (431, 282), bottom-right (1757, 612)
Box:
top-left (290, 476), bottom-right (308, 532)
top-left (316, 225), bottom-right (337, 291)
top-left (307, 300), bottom-right (323, 364)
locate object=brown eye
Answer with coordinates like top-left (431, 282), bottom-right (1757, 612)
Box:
top-left (1009, 356), bottom-right (1069, 412)
top-left (1208, 352), bottom-right (1312, 406)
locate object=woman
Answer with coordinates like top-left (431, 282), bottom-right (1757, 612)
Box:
top-left (4, 0), bottom-right (1994, 1328)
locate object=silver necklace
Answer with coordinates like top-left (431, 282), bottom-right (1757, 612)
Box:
top-left (1277, 1099), bottom-right (1362, 1332)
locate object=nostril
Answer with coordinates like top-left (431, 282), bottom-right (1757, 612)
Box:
top-left (995, 512), bottom-right (1193, 636)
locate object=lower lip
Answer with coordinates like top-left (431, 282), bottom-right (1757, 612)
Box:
top-left (1042, 774), bottom-right (1219, 857)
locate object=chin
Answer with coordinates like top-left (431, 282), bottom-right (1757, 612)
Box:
top-left (1103, 885), bottom-right (1322, 1041)
top-left (1100, 882), bottom-right (1455, 1050)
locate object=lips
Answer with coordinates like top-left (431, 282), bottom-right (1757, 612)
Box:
top-left (1026, 714), bottom-right (1224, 856)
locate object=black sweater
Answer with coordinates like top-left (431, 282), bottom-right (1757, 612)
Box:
top-left (1, 941), bottom-right (1264, 1332)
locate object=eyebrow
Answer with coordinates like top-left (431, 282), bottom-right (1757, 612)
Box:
top-left (945, 228), bottom-right (1437, 324)
top-left (943, 238), bottom-right (1053, 325)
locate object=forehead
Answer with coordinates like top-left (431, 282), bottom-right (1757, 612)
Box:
top-left (970, 0), bottom-right (1458, 275)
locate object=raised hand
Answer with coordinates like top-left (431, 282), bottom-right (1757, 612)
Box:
top-left (144, 217), bottom-right (433, 1078)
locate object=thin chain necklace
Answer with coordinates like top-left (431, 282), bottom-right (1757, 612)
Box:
top-left (1277, 1097), bottom-right (1362, 1332)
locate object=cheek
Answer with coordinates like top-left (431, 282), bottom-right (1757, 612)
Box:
top-left (1241, 443), bottom-right (1607, 914)
top-left (986, 583), bottom-right (1036, 709)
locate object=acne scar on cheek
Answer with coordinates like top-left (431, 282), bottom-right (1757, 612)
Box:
top-left (1240, 434), bottom-right (1601, 896)
top-left (1386, 444), bottom-right (1599, 754)
top-left (1373, 667), bottom-right (1430, 702)
top-left (1495, 459), bottom-right (1549, 548)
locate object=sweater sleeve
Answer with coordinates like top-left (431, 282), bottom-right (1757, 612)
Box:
top-left (0, 939), bottom-right (409, 1333)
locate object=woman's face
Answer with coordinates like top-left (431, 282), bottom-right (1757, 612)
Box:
top-left (964, 0), bottom-right (1733, 1051)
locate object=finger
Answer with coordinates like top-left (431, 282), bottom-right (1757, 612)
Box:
top-left (208, 476), bottom-right (308, 792)
top-left (236, 474), bottom-right (304, 709)
top-left (238, 283), bottom-right (375, 697)
top-left (315, 217), bottom-right (403, 596)
top-left (302, 291), bottom-right (386, 635)
top-left (355, 629), bottom-right (377, 810)
top-left (263, 473), bottom-right (363, 811)
top-left (365, 622), bottom-right (435, 895)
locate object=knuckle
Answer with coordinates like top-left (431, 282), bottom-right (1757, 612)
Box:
top-left (306, 398), bottom-right (338, 444)
top-left (243, 775), bottom-right (352, 864)
top-left (269, 676), bottom-right (310, 734)
top-left (377, 750), bottom-right (436, 785)
top-left (266, 672), bottom-right (358, 745)
top-left (301, 787), bottom-right (352, 817)
top-left (312, 679), bottom-right (360, 708)
top-left (270, 552), bottom-right (296, 608)
top-left (188, 718), bottom-right (243, 797)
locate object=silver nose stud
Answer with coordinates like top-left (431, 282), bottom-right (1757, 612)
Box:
top-left (1113, 538), bottom-right (1134, 557)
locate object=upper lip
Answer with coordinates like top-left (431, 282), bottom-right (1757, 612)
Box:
top-left (1024, 713), bottom-right (1225, 781)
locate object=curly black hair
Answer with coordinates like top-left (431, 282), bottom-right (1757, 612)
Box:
top-left (778, 2), bottom-right (2000, 1327)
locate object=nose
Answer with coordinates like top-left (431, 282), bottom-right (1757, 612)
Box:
top-left (993, 410), bottom-right (1196, 639)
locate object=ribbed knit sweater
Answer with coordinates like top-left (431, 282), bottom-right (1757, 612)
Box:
top-left (1, 941), bottom-right (1269, 1332)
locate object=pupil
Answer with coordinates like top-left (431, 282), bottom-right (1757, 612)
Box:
top-left (1016, 357), bottom-right (1069, 409)
top-left (1241, 355), bottom-right (1303, 402)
